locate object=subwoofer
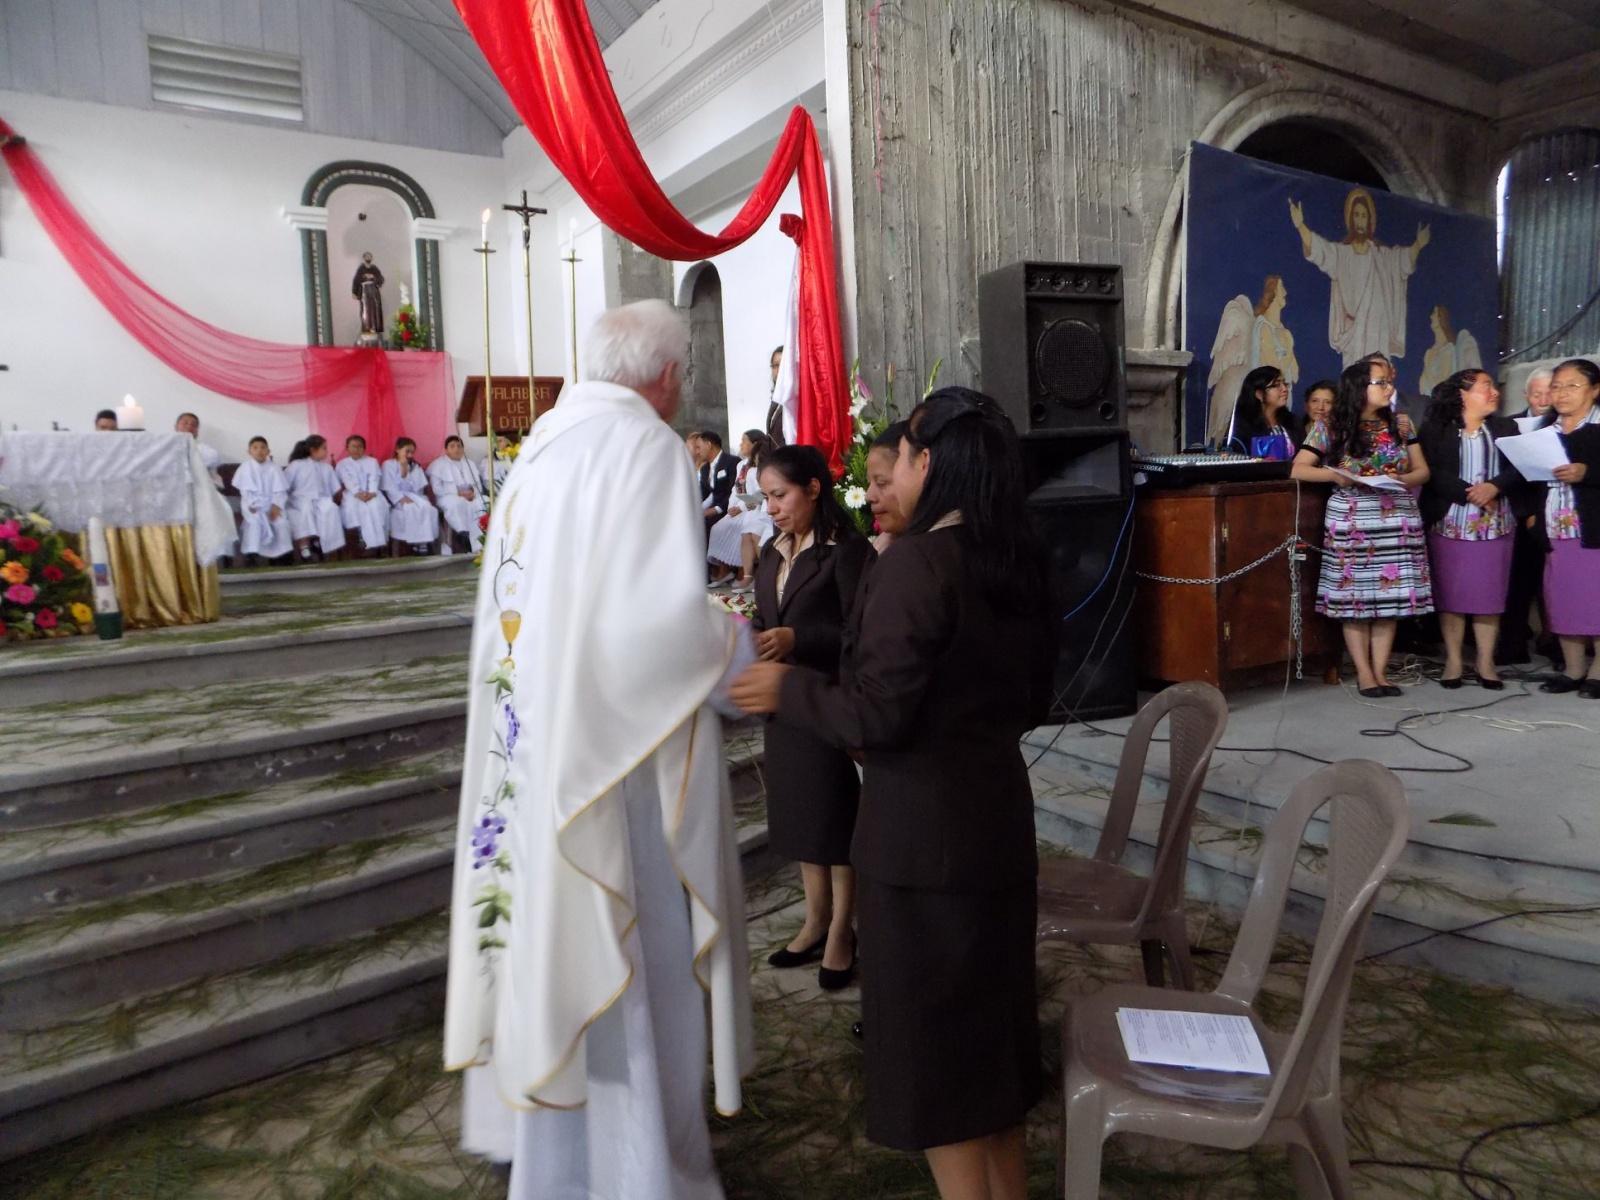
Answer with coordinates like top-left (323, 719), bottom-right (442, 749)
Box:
top-left (1031, 494), bottom-right (1138, 722)
top-left (979, 261), bottom-right (1126, 436)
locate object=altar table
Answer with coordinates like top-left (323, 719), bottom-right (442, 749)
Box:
top-left (0, 431), bottom-right (234, 628)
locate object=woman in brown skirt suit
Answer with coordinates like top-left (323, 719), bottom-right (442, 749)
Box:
top-left (733, 390), bottom-right (1053, 1199)
top-left (751, 444), bottom-right (873, 987)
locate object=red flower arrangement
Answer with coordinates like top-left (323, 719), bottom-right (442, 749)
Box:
top-left (0, 504), bottom-right (94, 641)
top-left (389, 304), bottom-right (431, 351)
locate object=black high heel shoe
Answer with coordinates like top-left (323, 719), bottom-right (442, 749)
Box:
top-left (1439, 675), bottom-right (1464, 690)
top-left (767, 936), bottom-right (826, 969)
top-left (818, 935), bottom-right (857, 991)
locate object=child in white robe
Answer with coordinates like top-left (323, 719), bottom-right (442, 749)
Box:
top-left (427, 434), bottom-right (487, 554)
top-left (284, 435), bottom-right (346, 561)
top-left (483, 434), bottom-right (513, 492)
top-left (383, 437), bottom-right (441, 552)
top-left (336, 435), bottom-right (390, 555)
top-left (233, 436), bottom-right (294, 562)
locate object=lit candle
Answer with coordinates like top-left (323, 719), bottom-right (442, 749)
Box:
top-left (481, 208), bottom-right (492, 245)
top-left (118, 394), bottom-right (145, 430)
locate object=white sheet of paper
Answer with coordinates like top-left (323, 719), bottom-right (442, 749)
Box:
top-left (1514, 415), bottom-right (1546, 434)
top-left (1494, 426), bottom-right (1570, 483)
top-left (1116, 1007), bottom-right (1271, 1075)
top-left (1327, 467), bottom-right (1409, 492)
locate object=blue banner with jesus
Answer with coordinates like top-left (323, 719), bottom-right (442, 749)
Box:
top-left (1182, 142), bottom-right (1498, 447)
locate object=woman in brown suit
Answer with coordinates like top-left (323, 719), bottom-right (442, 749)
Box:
top-left (752, 445), bottom-right (874, 988)
top-left (733, 390), bottom-right (1053, 1200)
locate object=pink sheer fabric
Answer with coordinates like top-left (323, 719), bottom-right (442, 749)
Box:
top-left (452, 0), bottom-right (851, 472)
top-left (0, 117), bottom-right (451, 458)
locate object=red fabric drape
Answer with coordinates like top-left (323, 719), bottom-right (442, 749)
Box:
top-left (453, 0), bottom-right (851, 472)
top-left (0, 118), bottom-right (452, 458)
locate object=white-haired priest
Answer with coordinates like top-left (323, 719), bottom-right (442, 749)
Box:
top-left (445, 299), bottom-right (756, 1199)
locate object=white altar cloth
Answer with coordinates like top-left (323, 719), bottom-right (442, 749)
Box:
top-left (0, 432), bottom-right (235, 565)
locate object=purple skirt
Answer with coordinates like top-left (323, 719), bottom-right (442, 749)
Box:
top-left (1544, 539), bottom-right (1600, 636)
top-left (1428, 533), bottom-right (1513, 615)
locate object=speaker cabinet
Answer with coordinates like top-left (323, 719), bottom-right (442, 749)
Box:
top-left (1031, 493), bottom-right (1138, 722)
top-left (979, 261), bottom-right (1127, 436)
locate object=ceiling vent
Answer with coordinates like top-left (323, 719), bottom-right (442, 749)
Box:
top-left (148, 35), bottom-right (305, 124)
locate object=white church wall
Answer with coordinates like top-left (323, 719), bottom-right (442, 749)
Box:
top-left (0, 90), bottom-right (514, 462)
top-left (498, 0), bottom-right (828, 446)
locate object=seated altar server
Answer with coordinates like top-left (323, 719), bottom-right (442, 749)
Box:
top-left (484, 434), bottom-right (513, 492)
top-left (284, 435), bottom-right (346, 561)
top-left (175, 411), bottom-right (223, 486)
top-left (234, 436), bottom-right (293, 562)
top-left (383, 437), bottom-right (441, 552)
top-left (428, 435), bottom-right (488, 554)
top-left (336, 435), bottom-right (389, 555)
top-left (447, 299), bottom-right (753, 1200)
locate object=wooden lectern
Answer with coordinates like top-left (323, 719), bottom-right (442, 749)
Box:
top-left (457, 376), bottom-right (564, 436)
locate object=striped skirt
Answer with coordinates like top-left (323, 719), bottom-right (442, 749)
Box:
top-left (1316, 488), bottom-right (1434, 620)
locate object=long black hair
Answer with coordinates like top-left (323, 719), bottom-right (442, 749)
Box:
top-left (1230, 365), bottom-right (1287, 445)
top-left (1327, 361), bottom-right (1399, 462)
top-left (903, 387), bottom-right (1046, 614)
top-left (1423, 369), bottom-right (1490, 432)
top-left (289, 434), bottom-right (327, 463)
top-left (759, 444), bottom-right (857, 546)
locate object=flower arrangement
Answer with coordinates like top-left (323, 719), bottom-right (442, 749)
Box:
top-left (833, 359), bottom-right (941, 535)
top-left (390, 304), bottom-right (431, 350)
top-left (712, 590), bottom-right (757, 622)
top-left (0, 502), bottom-right (93, 641)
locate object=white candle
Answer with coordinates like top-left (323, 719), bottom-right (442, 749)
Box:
top-left (481, 208), bottom-right (492, 245)
top-left (117, 394), bottom-right (145, 430)
top-left (568, 218), bottom-right (577, 257)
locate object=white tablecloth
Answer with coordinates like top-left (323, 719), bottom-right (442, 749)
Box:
top-left (0, 431), bottom-right (235, 565)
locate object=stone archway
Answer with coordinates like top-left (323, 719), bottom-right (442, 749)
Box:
top-left (1142, 82), bottom-right (1448, 352)
top-left (293, 161), bottom-right (446, 350)
top-left (677, 261), bottom-right (729, 438)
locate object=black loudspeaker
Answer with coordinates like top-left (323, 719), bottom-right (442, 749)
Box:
top-left (1032, 493), bottom-right (1138, 722)
top-left (979, 261), bottom-right (1127, 436)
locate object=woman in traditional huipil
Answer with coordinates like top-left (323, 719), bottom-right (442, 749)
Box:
top-left (1535, 358), bottom-right (1600, 698)
top-left (1292, 361), bottom-right (1433, 697)
top-left (1418, 370), bottom-right (1529, 689)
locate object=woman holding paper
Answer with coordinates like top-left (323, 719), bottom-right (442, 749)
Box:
top-left (1418, 370), bottom-right (1530, 689)
top-left (1535, 359), bottom-right (1600, 697)
top-left (1292, 362), bottom-right (1433, 698)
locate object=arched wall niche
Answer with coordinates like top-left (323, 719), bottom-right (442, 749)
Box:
top-left (298, 161), bottom-right (445, 350)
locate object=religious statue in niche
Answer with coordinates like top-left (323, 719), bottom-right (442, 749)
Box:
top-left (352, 252), bottom-right (385, 345)
top-left (1289, 188), bottom-right (1431, 368)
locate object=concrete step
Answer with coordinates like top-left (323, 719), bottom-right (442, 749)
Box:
top-left (0, 825), bottom-right (453, 1029)
top-left (0, 613), bottom-right (471, 709)
top-left (0, 915), bottom-right (448, 1162)
top-left (1030, 759), bottom-right (1600, 1009)
top-left (219, 552), bottom-right (475, 595)
top-left (0, 747), bottom-right (461, 922)
top-left (1, 659), bottom-right (468, 831)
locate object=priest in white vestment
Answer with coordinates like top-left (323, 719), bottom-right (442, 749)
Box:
top-left (445, 300), bottom-right (754, 1200)
top-left (427, 435), bottom-right (488, 553)
top-left (233, 437), bottom-right (293, 560)
top-left (1290, 190), bottom-right (1430, 367)
top-left (336, 436), bottom-right (390, 552)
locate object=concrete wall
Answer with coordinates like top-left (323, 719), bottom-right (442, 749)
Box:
top-left (0, 90), bottom-right (514, 459)
top-left (844, 0), bottom-right (1499, 415)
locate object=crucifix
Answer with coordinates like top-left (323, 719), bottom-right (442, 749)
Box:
top-left (503, 190), bottom-right (548, 430)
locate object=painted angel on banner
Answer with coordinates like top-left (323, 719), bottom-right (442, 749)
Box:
top-left (1206, 274), bottom-right (1300, 447)
top-left (1417, 304), bottom-right (1483, 396)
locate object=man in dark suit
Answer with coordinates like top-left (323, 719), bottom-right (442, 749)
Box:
top-left (697, 431), bottom-right (738, 542)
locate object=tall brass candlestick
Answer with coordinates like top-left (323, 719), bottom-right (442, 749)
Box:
top-left (562, 222), bottom-right (582, 382)
top-left (503, 191), bottom-right (547, 423)
top-left (475, 209), bottom-right (498, 505)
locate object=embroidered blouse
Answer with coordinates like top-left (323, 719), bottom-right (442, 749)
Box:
top-left (1437, 427), bottom-right (1512, 541)
top-left (1545, 407), bottom-right (1600, 541)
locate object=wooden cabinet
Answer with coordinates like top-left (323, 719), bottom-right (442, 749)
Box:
top-left (1133, 481), bottom-right (1338, 690)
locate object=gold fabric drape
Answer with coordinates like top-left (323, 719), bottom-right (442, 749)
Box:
top-left (101, 526), bottom-right (222, 629)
